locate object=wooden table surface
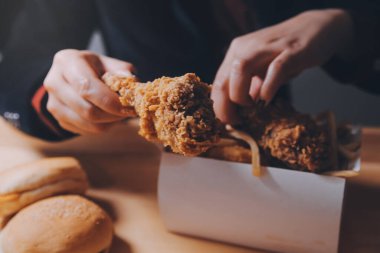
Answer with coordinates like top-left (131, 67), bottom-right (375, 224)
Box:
top-left (0, 118), bottom-right (379, 253)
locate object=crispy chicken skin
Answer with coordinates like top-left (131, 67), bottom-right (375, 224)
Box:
top-left (260, 117), bottom-right (331, 172)
top-left (239, 99), bottom-right (331, 172)
top-left (103, 73), bottom-right (220, 156)
top-left (104, 72), bottom-right (330, 171)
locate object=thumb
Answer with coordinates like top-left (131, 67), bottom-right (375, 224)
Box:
top-left (100, 55), bottom-right (136, 76)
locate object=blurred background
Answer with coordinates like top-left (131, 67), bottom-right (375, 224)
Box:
top-left (290, 67), bottom-right (380, 126)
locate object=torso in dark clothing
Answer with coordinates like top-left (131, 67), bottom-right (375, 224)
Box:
top-left (96, 0), bottom-right (256, 82)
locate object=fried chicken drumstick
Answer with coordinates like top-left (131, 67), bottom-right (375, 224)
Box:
top-left (103, 73), bottom-right (220, 156)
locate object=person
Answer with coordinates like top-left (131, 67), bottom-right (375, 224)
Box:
top-left (0, 0), bottom-right (379, 140)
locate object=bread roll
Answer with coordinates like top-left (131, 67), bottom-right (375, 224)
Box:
top-left (1, 195), bottom-right (113, 253)
top-left (0, 157), bottom-right (88, 228)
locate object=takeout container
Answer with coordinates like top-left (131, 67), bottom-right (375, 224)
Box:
top-left (158, 151), bottom-right (360, 253)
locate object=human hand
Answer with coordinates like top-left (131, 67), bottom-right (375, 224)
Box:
top-left (44, 49), bottom-right (135, 135)
top-left (211, 9), bottom-right (354, 123)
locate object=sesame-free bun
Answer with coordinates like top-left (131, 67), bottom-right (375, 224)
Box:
top-left (0, 157), bottom-right (88, 228)
top-left (1, 195), bottom-right (113, 253)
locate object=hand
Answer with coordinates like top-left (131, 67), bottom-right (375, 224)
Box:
top-left (44, 49), bottom-right (135, 135)
top-left (211, 9), bottom-right (354, 123)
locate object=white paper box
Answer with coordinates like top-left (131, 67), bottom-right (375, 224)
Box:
top-left (158, 153), bottom-right (360, 253)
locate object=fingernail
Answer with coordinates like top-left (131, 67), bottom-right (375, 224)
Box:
top-left (250, 78), bottom-right (262, 102)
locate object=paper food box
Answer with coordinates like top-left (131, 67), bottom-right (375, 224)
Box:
top-left (158, 125), bottom-right (361, 253)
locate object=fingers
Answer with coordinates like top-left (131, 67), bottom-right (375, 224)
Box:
top-left (100, 55), bottom-right (136, 76)
top-left (229, 59), bottom-right (253, 106)
top-left (249, 76), bottom-right (263, 102)
top-left (212, 43), bottom-right (304, 124)
top-left (44, 75), bottom-right (125, 123)
top-left (228, 49), bottom-right (275, 106)
top-left (212, 51), bottom-right (240, 123)
top-left (61, 56), bottom-right (128, 117)
top-left (44, 49), bottom-right (137, 135)
top-left (46, 94), bottom-right (115, 135)
top-left (212, 47), bottom-right (274, 123)
top-left (260, 49), bottom-right (302, 103)
top-left (211, 79), bottom-right (240, 124)
top-left (80, 52), bottom-right (106, 76)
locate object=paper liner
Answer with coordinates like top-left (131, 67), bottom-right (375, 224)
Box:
top-left (226, 125), bottom-right (261, 177)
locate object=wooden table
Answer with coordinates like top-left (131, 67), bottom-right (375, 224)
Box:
top-left (0, 118), bottom-right (379, 253)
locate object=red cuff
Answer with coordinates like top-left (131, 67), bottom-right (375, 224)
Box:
top-left (31, 85), bottom-right (62, 136)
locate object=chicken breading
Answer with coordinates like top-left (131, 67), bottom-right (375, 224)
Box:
top-left (103, 73), bottom-right (220, 156)
top-left (104, 72), bottom-right (331, 172)
top-left (238, 99), bottom-right (332, 172)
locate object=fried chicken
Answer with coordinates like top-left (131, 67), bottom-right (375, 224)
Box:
top-left (103, 73), bottom-right (220, 156)
top-left (104, 72), bottom-right (331, 171)
top-left (238, 99), bottom-right (331, 172)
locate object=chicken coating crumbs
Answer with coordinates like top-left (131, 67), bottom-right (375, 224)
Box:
top-left (103, 73), bottom-right (220, 156)
top-left (238, 99), bottom-right (331, 172)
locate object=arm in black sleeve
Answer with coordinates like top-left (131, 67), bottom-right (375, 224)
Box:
top-left (322, 1), bottom-right (380, 94)
top-left (0, 0), bottom-right (98, 140)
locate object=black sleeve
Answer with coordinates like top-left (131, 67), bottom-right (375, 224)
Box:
top-left (0, 0), bottom-right (25, 48)
top-left (322, 1), bottom-right (380, 94)
top-left (0, 0), bottom-right (98, 141)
